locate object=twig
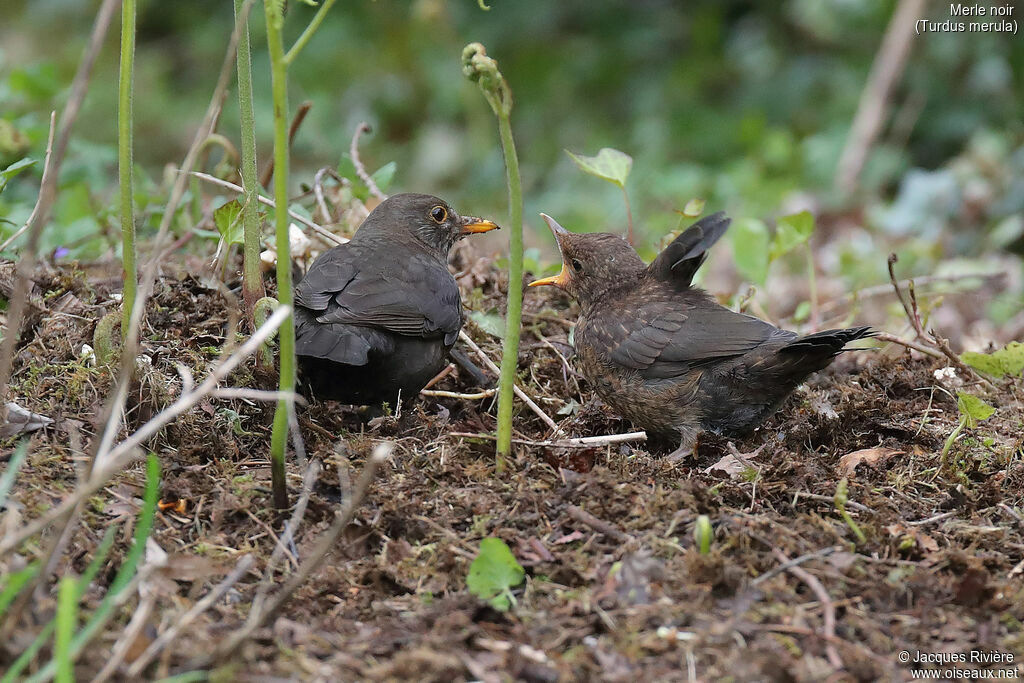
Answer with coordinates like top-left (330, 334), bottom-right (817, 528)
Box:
top-left (260, 100), bottom-right (312, 189)
top-left (818, 272), bottom-right (1006, 316)
top-left (421, 363), bottom-right (456, 391)
top-left (773, 548), bottom-right (843, 670)
top-left (350, 122), bottom-right (386, 200)
top-left (887, 254), bottom-right (994, 389)
top-left (0, 0), bottom-right (120, 416)
top-left (793, 491), bottom-right (872, 514)
top-left (0, 305), bottom-right (291, 558)
top-left (450, 430), bottom-right (646, 449)
top-left (311, 166), bottom-right (350, 226)
top-left (188, 171), bottom-right (346, 245)
top-left (126, 554), bottom-right (256, 676)
top-left (874, 332), bottom-right (944, 359)
top-left (906, 511), bottom-right (956, 526)
top-left (835, 0), bottom-right (925, 195)
top-left (458, 330), bottom-right (559, 434)
top-left (751, 546), bottom-right (840, 587)
top-left (566, 504), bottom-right (631, 543)
top-left (203, 442), bottom-right (392, 665)
top-left (91, 580), bottom-right (157, 683)
top-left (210, 387), bottom-right (307, 404)
top-left (0, 115), bottom-right (56, 254)
top-left (421, 389), bottom-right (497, 400)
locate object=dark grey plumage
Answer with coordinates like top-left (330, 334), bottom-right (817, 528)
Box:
top-left (529, 211), bottom-right (874, 453)
top-left (294, 193), bottom-right (498, 405)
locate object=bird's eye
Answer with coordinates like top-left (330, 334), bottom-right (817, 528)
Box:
top-left (571, 259), bottom-right (583, 272)
top-left (430, 205), bottom-right (448, 223)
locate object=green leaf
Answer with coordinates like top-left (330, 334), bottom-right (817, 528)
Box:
top-left (730, 218), bottom-right (770, 285)
top-left (467, 537), bottom-right (524, 611)
top-left (680, 198), bottom-right (706, 218)
top-left (793, 301), bottom-right (811, 322)
top-left (213, 199), bottom-right (245, 246)
top-left (370, 161), bottom-right (397, 194)
top-left (566, 148), bottom-right (632, 188)
top-left (468, 310), bottom-right (506, 339)
top-left (956, 391), bottom-right (995, 427)
top-left (0, 158), bottom-right (36, 194)
top-left (961, 342), bottom-right (1024, 378)
top-left (770, 210), bottom-right (814, 261)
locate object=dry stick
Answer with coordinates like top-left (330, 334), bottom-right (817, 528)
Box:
top-left (793, 491), bottom-right (872, 514)
top-left (886, 254), bottom-right (994, 389)
top-left (874, 331), bottom-right (943, 359)
top-left (835, 0), bottom-right (925, 195)
top-left (458, 330), bottom-right (559, 434)
top-left (421, 389), bottom-right (497, 400)
top-left (205, 443), bottom-right (393, 665)
top-left (450, 430), bottom-right (646, 449)
top-left (818, 272), bottom-right (1006, 317)
top-left (251, 458), bottom-right (322, 614)
top-left (188, 171), bottom-right (346, 246)
top-left (566, 504), bottom-right (632, 544)
top-left (126, 554), bottom-right (256, 677)
top-left (94, 1), bottom-right (256, 469)
top-left (0, 0), bottom-right (120, 415)
top-left (0, 305), bottom-right (290, 558)
top-left (0, 114), bottom-right (55, 255)
top-left (350, 122), bottom-right (387, 200)
top-left (91, 581), bottom-right (157, 683)
top-left (311, 166), bottom-right (350, 225)
top-left (750, 546), bottom-right (840, 587)
top-left (210, 387), bottom-right (306, 403)
top-left (259, 100), bottom-right (312, 189)
top-left (772, 548), bottom-right (843, 670)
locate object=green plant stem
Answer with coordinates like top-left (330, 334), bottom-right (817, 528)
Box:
top-left (940, 416), bottom-right (966, 467)
top-left (620, 184), bottom-right (634, 245)
top-left (266, 0), bottom-right (292, 511)
top-left (493, 110), bottom-right (523, 466)
top-left (117, 0), bottom-right (137, 339)
top-left (54, 577), bottom-right (77, 683)
top-left (284, 0), bottom-right (340, 65)
top-left (235, 0), bottom-right (266, 328)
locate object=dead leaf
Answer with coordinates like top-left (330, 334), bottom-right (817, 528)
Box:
top-left (704, 444), bottom-right (764, 479)
top-left (0, 401), bottom-right (54, 438)
top-left (838, 447), bottom-right (903, 477)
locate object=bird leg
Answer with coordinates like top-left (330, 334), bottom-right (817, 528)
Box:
top-left (666, 432), bottom-right (700, 464)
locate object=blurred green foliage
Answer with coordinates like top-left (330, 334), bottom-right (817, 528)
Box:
top-left (0, 0), bottom-right (1021, 297)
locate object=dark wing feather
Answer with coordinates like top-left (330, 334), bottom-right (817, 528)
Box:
top-left (647, 212), bottom-right (730, 288)
top-left (294, 245), bottom-right (463, 367)
top-left (585, 296), bottom-right (790, 380)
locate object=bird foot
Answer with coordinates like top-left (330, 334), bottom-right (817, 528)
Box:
top-left (666, 444), bottom-right (695, 464)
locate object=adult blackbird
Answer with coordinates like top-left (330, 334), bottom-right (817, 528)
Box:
top-left (294, 193), bottom-right (498, 405)
top-left (529, 211), bottom-right (873, 456)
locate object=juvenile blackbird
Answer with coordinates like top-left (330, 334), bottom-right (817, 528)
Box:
top-left (294, 193), bottom-right (498, 405)
top-left (529, 211), bottom-right (873, 456)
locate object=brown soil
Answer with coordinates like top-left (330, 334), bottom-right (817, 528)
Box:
top-left (2, 259), bottom-right (1022, 682)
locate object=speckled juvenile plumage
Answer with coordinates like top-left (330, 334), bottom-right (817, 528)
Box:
top-left (294, 193), bottom-right (498, 405)
top-left (529, 212), bottom-right (873, 454)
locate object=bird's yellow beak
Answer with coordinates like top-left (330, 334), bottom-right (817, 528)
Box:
top-left (528, 263), bottom-right (570, 288)
top-left (528, 212), bottom-right (572, 288)
top-left (459, 217), bottom-right (500, 235)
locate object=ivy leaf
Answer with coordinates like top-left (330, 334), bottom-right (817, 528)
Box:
top-left (956, 391), bottom-right (995, 428)
top-left (468, 310), bottom-right (505, 339)
top-left (0, 158), bottom-right (35, 194)
top-left (213, 199), bottom-right (245, 246)
top-left (370, 161), bottom-right (397, 194)
top-left (770, 210), bottom-right (814, 261)
top-left (961, 342), bottom-right (1024, 378)
top-left (566, 148), bottom-right (632, 188)
top-left (466, 537), bottom-right (525, 611)
top-left (730, 218), bottom-right (770, 286)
